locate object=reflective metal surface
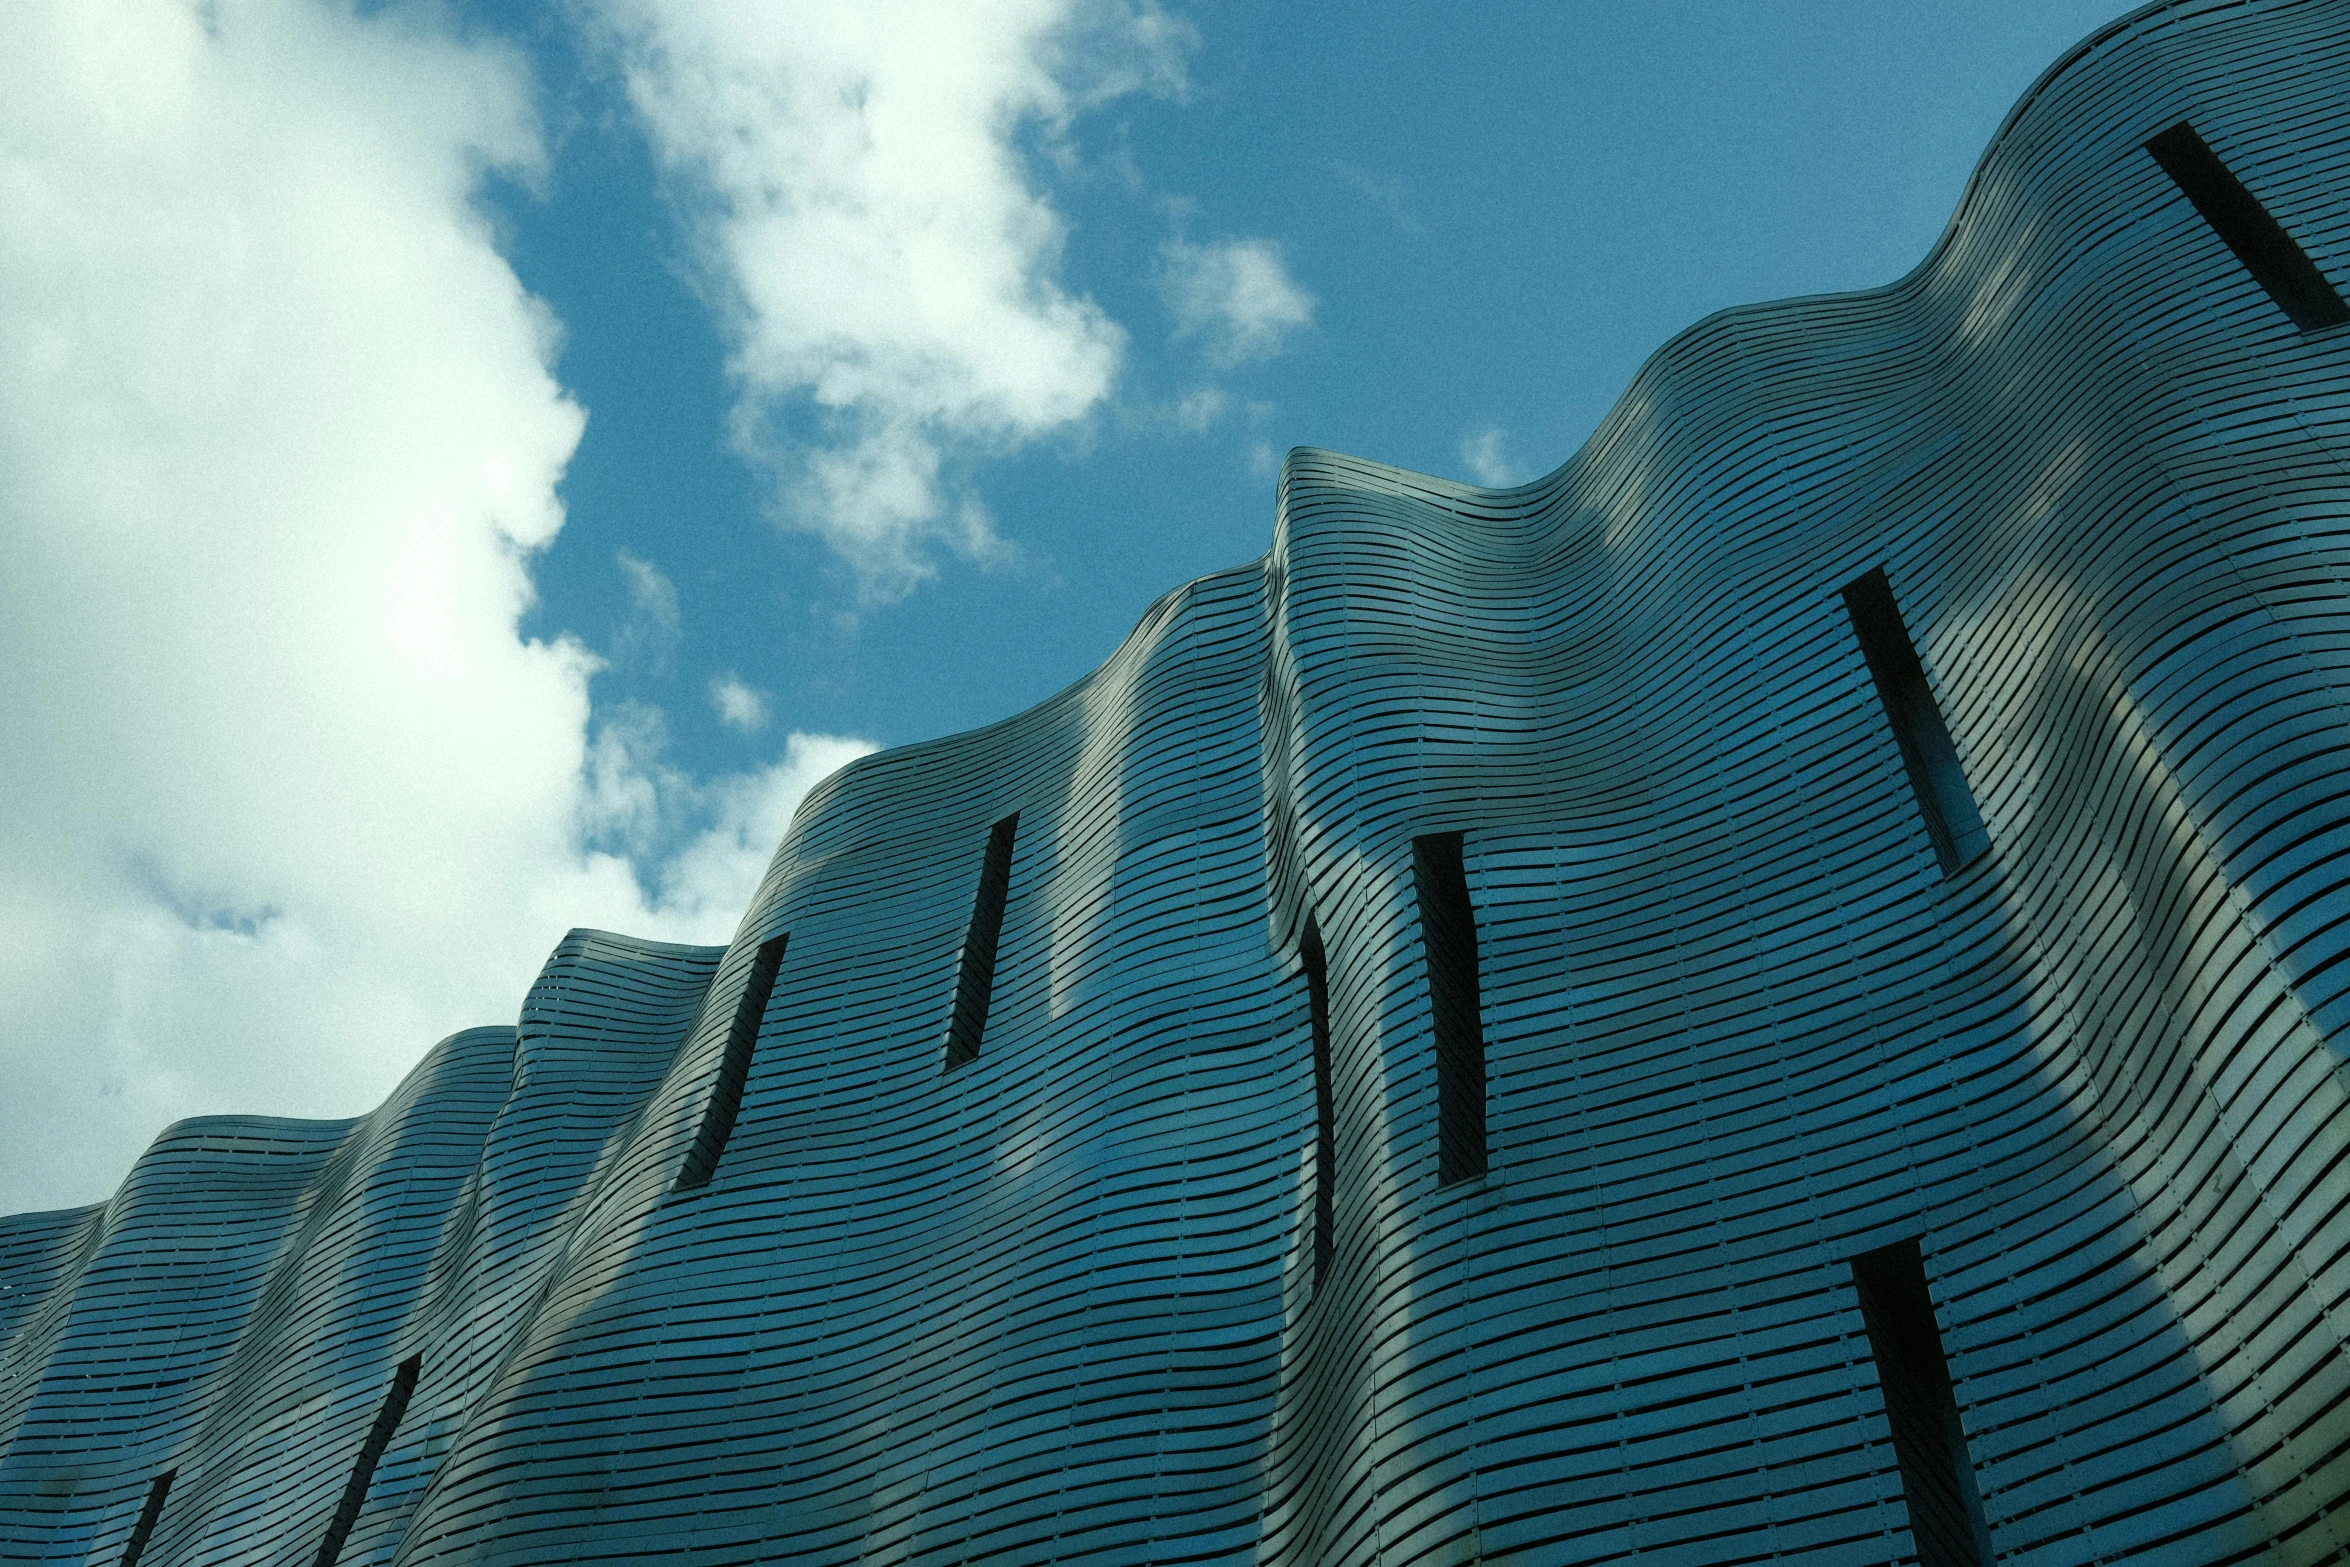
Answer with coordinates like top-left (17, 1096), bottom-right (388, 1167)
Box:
top-left (8, 1), bottom-right (2350, 1560)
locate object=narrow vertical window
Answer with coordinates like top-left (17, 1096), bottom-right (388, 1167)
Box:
top-left (1300, 915), bottom-right (1336, 1283)
top-left (1842, 569), bottom-right (1989, 875)
top-left (121, 1468), bottom-right (175, 1567)
top-left (1842, 1249), bottom-right (1992, 1567)
top-left (314, 1354), bottom-right (420, 1567)
top-left (1850, 1240), bottom-right (1993, 1567)
top-left (943, 813), bottom-right (1018, 1071)
top-left (2146, 122), bottom-right (2350, 332)
top-left (1414, 832), bottom-right (1487, 1184)
top-left (674, 932), bottom-right (787, 1192)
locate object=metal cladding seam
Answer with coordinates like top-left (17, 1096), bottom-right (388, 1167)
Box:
top-left (7, 0), bottom-right (2350, 1561)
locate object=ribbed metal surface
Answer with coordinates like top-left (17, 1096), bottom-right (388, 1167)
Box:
top-left (8, 1), bottom-right (2350, 1560)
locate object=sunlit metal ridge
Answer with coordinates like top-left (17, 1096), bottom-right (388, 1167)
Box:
top-left (8, 1), bottom-right (2350, 1561)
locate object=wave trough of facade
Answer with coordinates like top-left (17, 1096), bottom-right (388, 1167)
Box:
top-left (9, 1), bottom-right (2350, 1561)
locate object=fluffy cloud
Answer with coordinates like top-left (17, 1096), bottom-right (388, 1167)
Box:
top-left (590, 0), bottom-right (1191, 597)
top-left (0, 0), bottom-right (870, 1216)
top-left (710, 672), bottom-right (771, 732)
top-left (1161, 236), bottom-right (1316, 368)
top-left (613, 547), bottom-right (683, 673)
top-left (1458, 426), bottom-right (1526, 487)
top-left (653, 735), bottom-right (873, 928)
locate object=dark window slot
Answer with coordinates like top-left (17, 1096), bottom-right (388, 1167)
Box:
top-left (943, 813), bottom-right (1019, 1071)
top-left (1850, 1239), bottom-right (1992, 1567)
top-left (1414, 832), bottom-right (1486, 1184)
top-left (314, 1354), bottom-right (420, 1567)
top-left (2147, 122), bottom-right (2349, 332)
top-left (674, 932), bottom-right (788, 1192)
top-left (121, 1467), bottom-right (175, 1567)
top-left (1300, 915), bottom-right (1336, 1282)
top-left (1841, 568), bottom-right (1988, 875)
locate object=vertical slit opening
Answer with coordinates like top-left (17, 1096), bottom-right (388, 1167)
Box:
top-left (1850, 1239), bottom-right (1992, 1567)
top-left (674, 932), bottom-right (788, 1192)
top-left (1301, 915), bottom-right (1335, 1284)
top-left (2147, 122), bottom-right (2350, 332)
top-left (1841, 568), bottom-right (1988, 876)
top-left (121, 1467), bottom-right (175, 1567)
top-left (1414, 832), bottom-right (1487, 1184)
top-left (313, 1353), bottom-right (420, 1567)
top-left (943, 813), bottom-right (1018, 1071)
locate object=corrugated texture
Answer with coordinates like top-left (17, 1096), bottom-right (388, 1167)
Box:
top-left (0, 934), bottom-right (722, 1565)
top-left (7, 1), bottom-right (2350, 1560)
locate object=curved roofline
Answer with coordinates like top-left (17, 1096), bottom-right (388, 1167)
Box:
top-left (1276, 0), bottom-right (2201, 513)
top-left (804, 0), bottom-right (2213, 813)
top-left (1915, 0), bottom-right (2184, 275)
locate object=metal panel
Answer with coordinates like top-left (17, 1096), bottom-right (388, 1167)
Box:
top-left (6, 1), bottom-right (2350, 1561)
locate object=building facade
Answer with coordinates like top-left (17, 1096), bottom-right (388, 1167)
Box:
top-left (8, 0), bottom-right (2350, 1561)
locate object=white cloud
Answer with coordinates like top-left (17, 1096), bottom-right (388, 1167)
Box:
top-left (581, 704), bottom-right (872, 928)
top-left (618, 548), bottom-right (680, 629)
top-left (588, 0), bottom-right (1190, 598)
top-left (1169, 385), bottom-right (1228, 432)
top-left (709, 672), bottom-right (771, 732)
top-left (1459, 426), bottom-right (1526, 487)
top-left (0, 0), bottom-right (873, 1216)
top-left (654, 734), bottom-right (875, 929)
top-left (613, 547), bottom-right (682, 671)
top-left (1161, 236), bottom-right (1315, 368)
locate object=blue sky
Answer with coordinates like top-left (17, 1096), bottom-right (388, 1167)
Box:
top-left (507, 0), bottom-right (2132, 764)
top-left (0, 0), bottom-right (2131, 1212)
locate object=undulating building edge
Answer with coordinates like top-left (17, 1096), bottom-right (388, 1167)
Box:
top-left (8, 0), bottom-right (2350, 1560)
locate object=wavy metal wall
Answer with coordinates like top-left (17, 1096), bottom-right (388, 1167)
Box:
top-left (9, 1), bottom-right (2350, 1561)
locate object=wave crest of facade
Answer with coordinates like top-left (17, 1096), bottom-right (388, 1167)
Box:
top-left (9, 1), bottom-right (2350, 1560)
